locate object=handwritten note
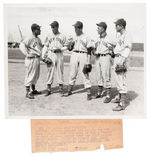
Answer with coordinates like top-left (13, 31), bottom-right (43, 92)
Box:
top-left (31, 119), bottom-right (123, 153)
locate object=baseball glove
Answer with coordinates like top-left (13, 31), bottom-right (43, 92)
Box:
top-left (42, 57), bottom-right (53, 65)
top-left (82, 64), bottom-right (92, 74)
top-left (115, 65), bottom-right (127, 73)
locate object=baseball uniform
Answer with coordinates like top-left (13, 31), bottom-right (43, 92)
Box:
top-left (42, 32), bottom-right (67, 86)
top-left (21, 34), bottom-right (42, 87)
top-left (95, 33), bottom-right (113, 89)
top-left (68, 33), bottom-right (94, 88)
top-left (113, 30), bottom-right (132, 94)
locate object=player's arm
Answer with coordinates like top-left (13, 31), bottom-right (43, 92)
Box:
top-left (19, 42), bottom-right (28, 56)
top-left (66, 36), bottom-right (75, 51)
top-left (86, 38), bottom-right (95, 64)
top-left (19, 41), bottom-right (33, 57)
top-left (60, 35), bottom-right (68, 52)
top-left (42, 36), bottom-right (49, 59)
top-left (121, 34), bottom-right (132, 58)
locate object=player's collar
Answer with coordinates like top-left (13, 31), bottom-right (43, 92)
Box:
top-left (53, 32), bottom-right (60, 36)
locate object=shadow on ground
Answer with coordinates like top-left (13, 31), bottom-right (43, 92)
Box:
top-left (33, 83), bottom-right (138, 109)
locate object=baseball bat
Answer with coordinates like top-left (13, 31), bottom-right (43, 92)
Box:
top-left (18, 25), bottom-right (23, 41)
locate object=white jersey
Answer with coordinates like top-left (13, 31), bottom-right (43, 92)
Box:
top-left (44, 32), bottom-right (67, 51)
top-left (114, 30), bottom-right (132, 58)
top-left (22, 34), bottom-right (43, 56)
top-left (71, 33), bottom-right (95, 52)
top-left (95, 34), bottom-right (113, 54)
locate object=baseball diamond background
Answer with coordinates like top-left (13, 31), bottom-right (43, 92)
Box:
top-left (7, 43), bottom-right (145, 117)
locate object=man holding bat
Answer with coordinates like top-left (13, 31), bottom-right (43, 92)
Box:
top-left (19, 23), bottom-right (43, 99)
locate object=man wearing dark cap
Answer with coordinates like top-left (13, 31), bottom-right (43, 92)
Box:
top-left (111, 18), bottom-right (132, 111)
top-left (66, 21), bottom-right (95, 100)
top-left (42, 21), bottom-right (68, 96)
top-left (93, 22), bottom-right (114, 103)
top-left (19, 23), bottom-right (43, 99)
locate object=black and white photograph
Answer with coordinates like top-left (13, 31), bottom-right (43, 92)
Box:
top-left (5, 3), bottom-right (146, 118)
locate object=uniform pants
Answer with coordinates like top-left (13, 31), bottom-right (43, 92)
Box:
top-left (46, 52), bottom-right (64, 85)
top-left (24, 57), bottom-right (40, 87)
top-left (113, 56), bottom-right (128, 93)
top-left (95, 55), bottom-right (111, 88)
top-left (69, 52), bottom-right (91, 89)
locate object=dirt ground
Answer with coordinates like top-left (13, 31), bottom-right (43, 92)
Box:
top-left (7, 62), bottom-right (145, 118)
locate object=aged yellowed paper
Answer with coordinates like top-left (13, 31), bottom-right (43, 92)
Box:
top-left (31, 119), bottom-right (123, 152)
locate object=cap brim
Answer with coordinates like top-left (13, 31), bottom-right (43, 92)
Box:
top-left (114, 21), bottom-right (119, 25)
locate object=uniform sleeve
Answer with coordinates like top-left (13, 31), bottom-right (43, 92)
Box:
top-left (121, 33), bottom-right (132, 58)
top-left (124, 33), bottom-right (132, 49)
top-left (44, 36), bottom-right (49, 47)
top-left (19, 42), bottom-right (28, 55)
top-left (38, 38), bottom-right (43, 48)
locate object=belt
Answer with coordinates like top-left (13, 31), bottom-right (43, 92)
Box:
top-left (115, 54), bottom-right (121, 57)
top-left (96, 53), bottom-right (111, 57)
top-left (53, 50), bottom-right (62, 53)
top-left (73, 50), bottom-right (86, 53)
top-left (26, 55), bottom-right (40, 59)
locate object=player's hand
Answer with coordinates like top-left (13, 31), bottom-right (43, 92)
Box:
top-left (26, 53), bottom-right (34, 58)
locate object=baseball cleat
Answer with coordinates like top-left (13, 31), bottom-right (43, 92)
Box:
top-left (31, 90), bottom-right (41, 95)
top-left (26, 93), bottom-right (34, 99)
top-left (104, 96), bottom-right (111, 103)
top-left (112, 105), bottom-right (125, 111)
top-left (66, 91), bottom-right (72, 96)
top-left (87, 94), bottom-right (92, 101)
top-left (45, 90), bottom-right (51, 96)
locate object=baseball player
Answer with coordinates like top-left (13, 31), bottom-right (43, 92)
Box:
top-left (93, 22), bottom-right (113, 103)
top-left (19, 23), bottom-right (43, 99)
top-left (111, 18), bottom-right (132, 111)
top-left (42, 21), bottom-right (68, 96)
top-left (66, 21), bottom-right (95, 100)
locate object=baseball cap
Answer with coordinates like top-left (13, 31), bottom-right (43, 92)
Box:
top-left (114, 18), bottom-right (126, 27)
top-left (96, 22), bottom-right (107, 30)
top-left (31, 23), bottom-right (41, 31)
top-left (73, 21), bottom-right (83, 28)
top-left (50, 21), bottom-right (59, 27)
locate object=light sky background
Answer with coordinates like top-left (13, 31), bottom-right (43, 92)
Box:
top-left (5, 3), bottom-right (146, 43)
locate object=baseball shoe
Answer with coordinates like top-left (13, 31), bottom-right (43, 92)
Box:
top-left (104, 96), bottom-right (111, 103)
top-left (66, 91), bottom-right (72, 96)
top-left (112, 105), bottom-right (125, 111)
top-left (26, 92), bottom-right (34, 99)
top-left (87, 88), bottom-right (92, 101)
top-left (45, 90), bottom-right (51, 97)
top-left (59, 84), bottom-right (64, 97)
top-left (92, 86), bottom-right (103, 99)
top-left (66, 85), bottom-right (73, 96)
top-left (31, 90), bottom-right (41, 95)
top-left (111, 94), bottom-right (121, 103)
top-left (103, 88), bottom-right (111, 103)
top-left (87, 94), bottom-right (92, 100)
